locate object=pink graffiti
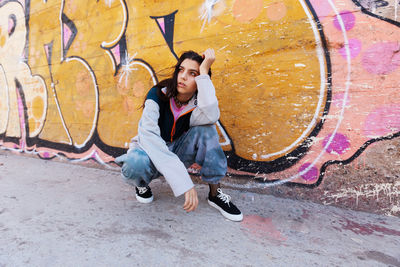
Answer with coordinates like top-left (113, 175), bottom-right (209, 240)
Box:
top-left (8, 17), bottom-right (15, 35)
top-left (63, 23), bottom-right (72, 48)
top-left (309, 0), bottom-right (332, 19)
top-left (362, 42), bottom-right (400, 75)
top-left (339, 218), bottom-right (400, 236)
top-left (333, 10), bottom-right (356, 31)
top-left (241, 215), bottom-right (287, 242)
top-left (332, 92), bottom-right (350, 108)
top-left (323, 133), bottom-right (351, 155)
top-left (339, 38), bottom-right (362, 59)
top-left (111, 44), bottom-right (121, 65)
top-left (157, 18), bottom-right (165, 34)
top-left (363, 104), bottom-right (400, 138)
top-left (299, 163), bottom-right (318, 181)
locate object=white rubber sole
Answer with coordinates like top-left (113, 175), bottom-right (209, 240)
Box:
top-left (208, 199), bottom-right (243, 222)
top-left (135, 194), bottom-right (154, 204)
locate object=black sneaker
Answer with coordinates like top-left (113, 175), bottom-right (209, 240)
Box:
top-left (208, 188), bottom-right (243, 221)
top-left (135, 186), bottom-right (153, 204)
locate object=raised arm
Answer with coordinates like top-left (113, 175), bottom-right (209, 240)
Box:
top-left (190, 48), bottom-right (220, 126)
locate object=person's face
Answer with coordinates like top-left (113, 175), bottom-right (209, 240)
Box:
top-left (177, 59), bottom-right (200, 100)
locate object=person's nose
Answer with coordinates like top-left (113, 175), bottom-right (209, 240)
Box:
top-left (181, 71), bottom-right (188, 80)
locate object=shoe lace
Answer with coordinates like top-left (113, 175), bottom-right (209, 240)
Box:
top-left (137, 186), bottom-right (148, 194)
top-left (216, 188), bottom-right (231, 204)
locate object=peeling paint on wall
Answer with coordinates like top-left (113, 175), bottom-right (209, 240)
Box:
top-left (324, 181), bottom-right (400, 205)
top-left (0, 0), bottom-right (400, 214)
top-left (323, 181), bottom-right (400, 215)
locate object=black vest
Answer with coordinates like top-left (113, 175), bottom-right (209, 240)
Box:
top-left (146, 87), bottom-right (195, 143)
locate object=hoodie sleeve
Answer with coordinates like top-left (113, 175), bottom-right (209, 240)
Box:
top-left (137, 99), bottom-right (194, 197)
top-left (190, 75), bottom-right (220, 126)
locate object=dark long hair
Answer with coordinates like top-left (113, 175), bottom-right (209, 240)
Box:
top-left (146, 51), bottom-right (212, 105)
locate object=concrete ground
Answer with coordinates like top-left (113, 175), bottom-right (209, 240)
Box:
top-left (0, 152), bottom-right (399, 267)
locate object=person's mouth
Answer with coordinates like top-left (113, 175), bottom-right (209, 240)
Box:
top-left (178, 82), bottom-right (186, 88)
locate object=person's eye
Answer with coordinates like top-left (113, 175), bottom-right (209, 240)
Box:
top-left (191, 72), bottom-right (196, 76)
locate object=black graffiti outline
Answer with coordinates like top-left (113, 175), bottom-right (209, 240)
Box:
top-left (222, 0), bottom-right (333, 175)
top-left (1, 0), bottom-right (153, 159)
top-left (352, 0), bottom-right (400, 27)
top-left (227, 0), bottom-right (400, 187)
top-left (364, 0), bottom-right (391, 8)
top-left (24, 0), bottom-right (30, 63)
top-left (145, 3), bottom-right (333, 175)
top-left (14, 78), bottom-right (29, 141)
top-left (150, 10), bottom-right (179, 60)
top-left (61, 13), bottom-right (78, 60)
top-left (0, 0), bottom-right (38, 144)
top-left (102, 35), bottom-right (127, 76)
top-left (0, 0), bottom-right (334, 177)
top-left (42, 40), bottom-right (74, 145)
top-left (99, 0), bottom-right (129, 76)
top-left (8, 14), bottom-right (16, 36)
top-left (241, 131), bottom-right (400, 188)
top-left (0, 0), bottom-right (28, 63)
top-left (1, 0), bottom-right (398, 188)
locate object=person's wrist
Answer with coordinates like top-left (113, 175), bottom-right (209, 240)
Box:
top-left (199, 68), bottom-right (209, 75)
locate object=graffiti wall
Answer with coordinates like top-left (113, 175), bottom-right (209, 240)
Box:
top-left (0, 0), bottom-right (399, 214)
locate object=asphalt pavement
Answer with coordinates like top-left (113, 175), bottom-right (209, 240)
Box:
top-left (0, 152), bottom-right (399, 266)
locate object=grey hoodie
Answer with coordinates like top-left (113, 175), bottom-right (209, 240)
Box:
top-left (129, 75), bottom-right (220, 197)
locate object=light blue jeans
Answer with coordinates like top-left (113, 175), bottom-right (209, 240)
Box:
top-left (115, 125), bottom-right (227, 187)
